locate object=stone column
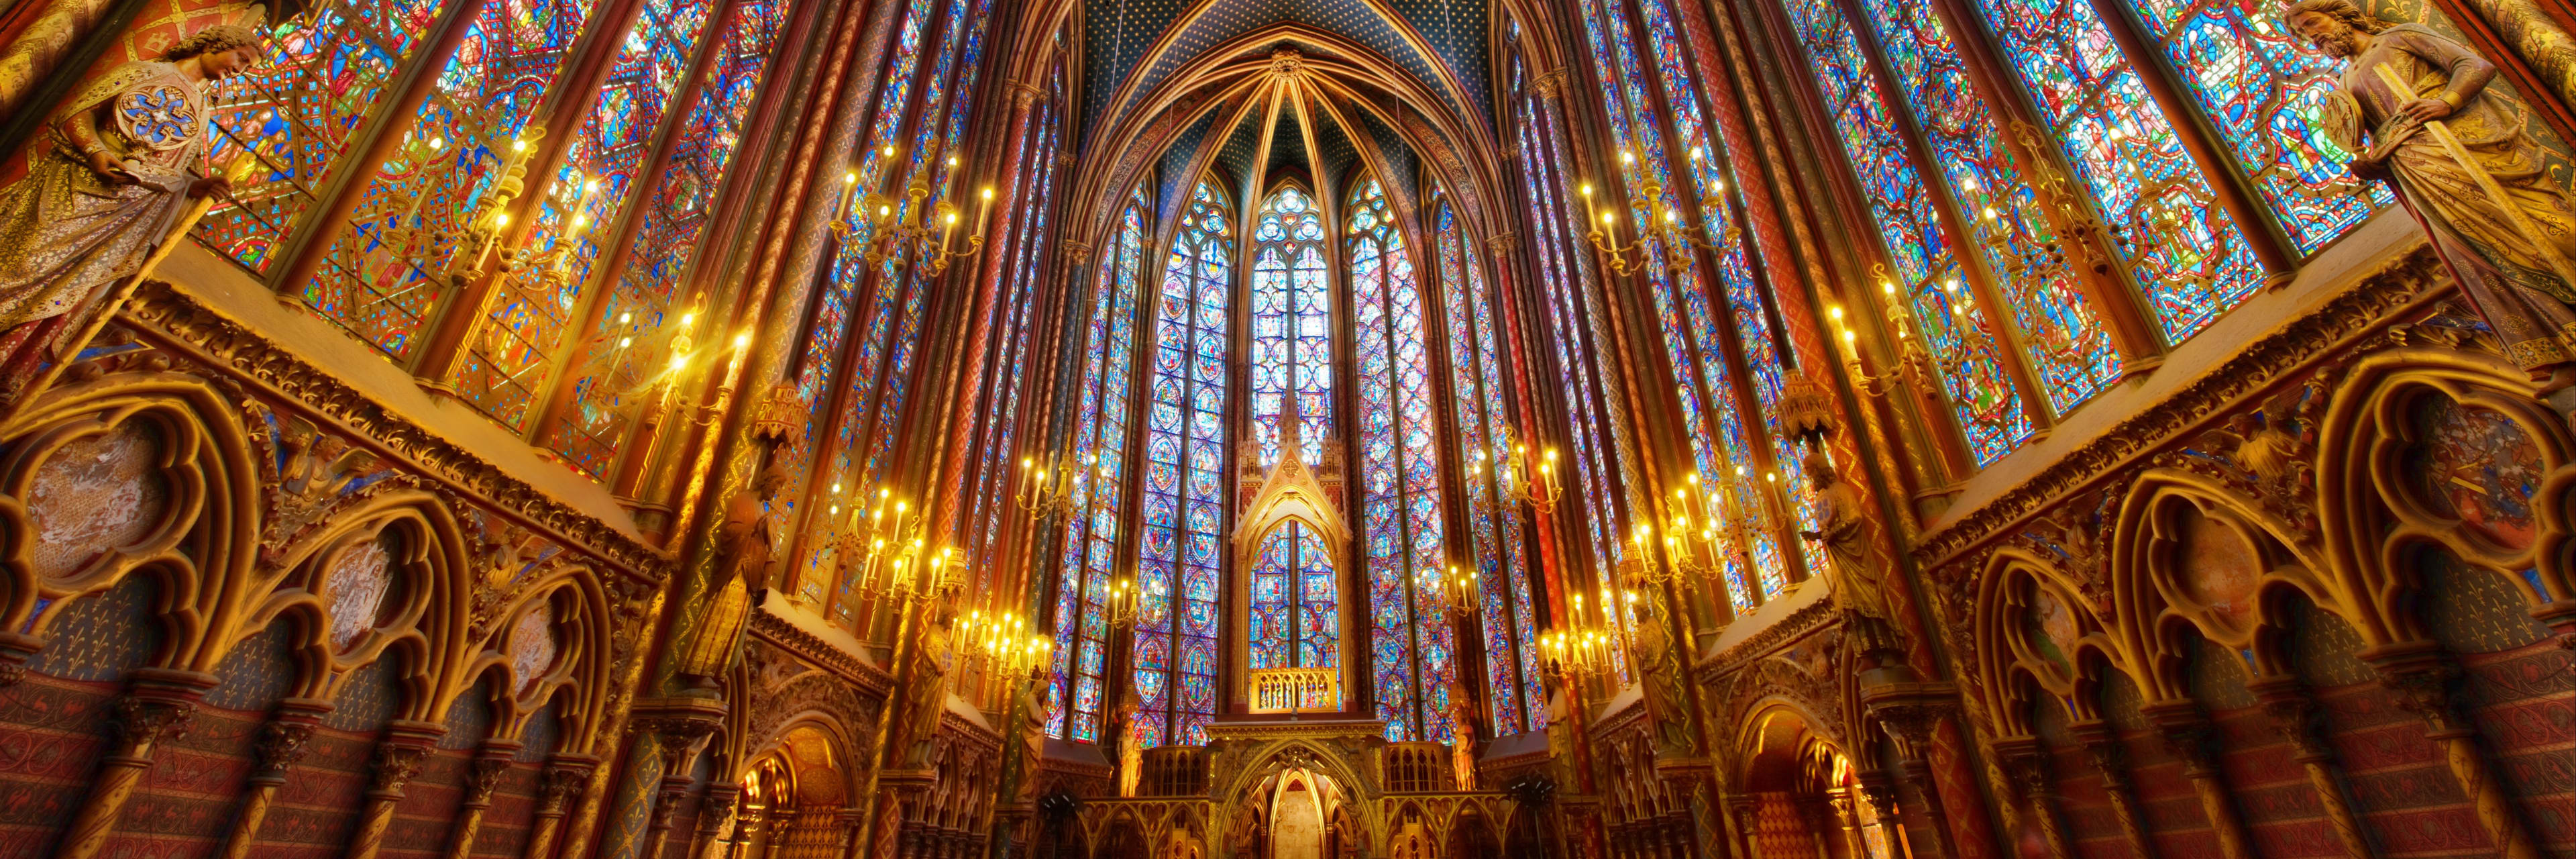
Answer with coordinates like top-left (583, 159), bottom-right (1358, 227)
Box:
top-left (1990, 740), bottom-right (2072, 859)
top-left (2363, 642), bottom-right (2539, 859)
top-left (1827, 790), bottom-right (1866, 859)
top-left (1854, 771), bottom-right (1904, 859)
top-left (56, 668), bottom-right (217, 859)
top-left (692, 786), bottom-right (743, 859)
top-left (1727, 794), bottom-right (1763, 859)
top-left (443, 740), bottom-right (523, 859)
top-left (1874, 703), bottom-right (1958, 859)
top-left (2067, 721), bottom-right (2156, 859)
top-left (2141, 702), bottom-right (2256, 859)
top-left (523, 754), bottom-right (603, 859)
top-left (2247, 676), bottom-right (2375, 859)
top-left (347, 719), bottom-right (446, 859)
top-left (218, 697), bottom-right (329, 859)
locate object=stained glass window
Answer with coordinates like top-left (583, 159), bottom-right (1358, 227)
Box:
top-left (1044, 195), bottom-right (1146, 742)
top-left (197, 0), bottom-right (447, 269)
top-left (1250, 187), bottom-right (1334, 467)
top-left (1581, 0), bottom-right (1808, 596)
top-left (540, 0), bottom-right (790, 474)
top-left (291, 0), bottom-right (612, 360)
top-left (782, 0), bottom-right (967, 607)
top-left (2115, 0), bottom-right (2390, 252)
top-left (1966, 0), bottom-right (2267, 341)
top-left (1775, 0), bottom-right (2037, 465)
top-left (452, 0), bottom-right (719, 427)
top-left (1849, 0), bottom-right (2124, 413)
top-left (961, 91), bottom-right (1065, 579)
top-left (1130, 182), bottom-right (1233, 748)
top-left (1349, 179), bottom-right (1454, 744)
top-left (1514, 50), bottom-right (1639, 624)
top-left (1248, 521), bottom-right (1338, 680)
top-left (1437, 200), bottom-right (1544, 736)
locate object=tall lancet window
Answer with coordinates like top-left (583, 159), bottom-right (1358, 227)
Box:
top-left (1250, 187), bottom-right (1334, 466)
top-left (1349, 179), bottom-right (1456, 743)
top-left (1436, 199), bottom-right (1544, 735)
top-left (1044, 193), bottom-right (1148, 740)
top-left (1132, 182), bottom-right (1234, 747)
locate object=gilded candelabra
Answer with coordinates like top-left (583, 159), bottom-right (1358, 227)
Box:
top-left (1540, 587), bottom-right (1633, 680)
top-left (1014, 449), bottom-right (1091, 522)
top-left (1468, 427), bottom-right (1564, 516)
top-left (1415, 563), bottom-right (1482, 616)
top-left (832, 146), bottom-right (996, 276)
top-left (1579, 147), bottom-right (1741, 279)
top-left (444, 127), bottom-right (545, 283)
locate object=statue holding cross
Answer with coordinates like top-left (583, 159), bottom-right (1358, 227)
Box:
top-left (2289, 0), bottom-right (2576, 380)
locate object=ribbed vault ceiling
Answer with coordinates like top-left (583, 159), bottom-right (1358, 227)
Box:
top-left (1081, 0), bottom-right (1491, 134)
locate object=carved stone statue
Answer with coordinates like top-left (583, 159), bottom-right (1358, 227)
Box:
top-left (1014, 678), bottom-right (1046, 802)
top-left (1113, 683), bottom-right (1144, 797)
top-left (2290, 0), bottom-right (2576, 379)
top-left (0, 25), bottom-right (258, 390)
top-left (1796, 447), bottom-right (1907, 668)
top-left (1444, 678), bottom-right (1479, 790)
top-left (675, 464), bottom-right (789, 688)
top-left (900, 605), bottom-right (955, 769)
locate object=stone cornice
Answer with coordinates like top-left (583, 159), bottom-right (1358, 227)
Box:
top-left (1697, 598), bottom-right (1837, 683)
top-left (746, 603), bottom-right (892, 695)
top-left (115, 279), bottom-right (678, 581)
top-left (1910, 248), bottom-right (2444, 569)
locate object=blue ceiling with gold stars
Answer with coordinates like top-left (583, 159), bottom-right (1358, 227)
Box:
top-left (1083, 0), bottom-right (1490, 132)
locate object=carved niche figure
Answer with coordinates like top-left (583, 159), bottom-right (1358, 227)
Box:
top-left (0, 25), bottom-right (259, 387)
top-left (1622, 593), bottom-right (1697, 754)
top-left (1796, 447), bottom-right (1907, 667)
top-left (1014, 676), bottom-right (1046, 802)
top-left (900, 603), bottom-right (955, 769)
top-left (676, 463), bottom-right (789, 687)
top-left (2289, 0), bottom-right (2576, 378)
top-left (1443, 677), bottom-right (1479, 790)
top-left (1112, 683), bottom-right (1144, 797)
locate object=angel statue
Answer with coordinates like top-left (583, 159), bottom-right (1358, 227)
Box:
top-left (2289, 0), bottom-right (2576, 381)
top-left (0, 24), bottom-right (260, 390)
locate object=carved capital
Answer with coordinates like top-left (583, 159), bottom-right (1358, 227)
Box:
top-left (2247, 676), bottom-right (2333, 762)
top-left (1531, 68), bottom-right (1568, 99)
top-left (1854, 769), bottom-right (1900, 819)
top-left (252, 719), bottom-right (319, 781)
top-left (2069, 721), bottom-right (2134, 793)
top-left (536, 757), bottom-right (600, 815)
top-left (1870, 700), bottom-right (1951, 764)
top-left (111, 695), bottom-right (199, 754)
top-left (1990, 737), bottom-right (2054, 801)
top-left (2361, 641), bottom-right (2471, 738)
top-left (367, 742), bottom-right (431, 797)
top-left (697, 787), bottom-right (742, 836)
top-left (0, 632), bottom-right (40, 687)
top-left (2141, 702), bottom-right (2218, 778)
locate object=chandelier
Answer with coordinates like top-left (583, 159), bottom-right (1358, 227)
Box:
top-left (1578, 147), bottom-right (1741, 279)
top-left (831, 146), bottom-right (996, 276)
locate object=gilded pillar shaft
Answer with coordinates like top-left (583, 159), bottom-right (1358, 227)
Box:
top-left (0, 0), bottom-right (119, 120)
top-left (56, 669), bottom-right (215, 859)
top-left (2460, 0), bottom-right (2576, 110)
top-left (346, 721), bottom-right (443, 859)
top-left (442, 744), bottom-right (521, 859)
top-left (2365, 642), bottom-right (2539, 859)
top-left (219, 701), bottom-right (328, 859)
top-left (522, 757), bottom-right (600, 859)
top-left (2143, 704), bottom-right (2257, 859)
top-left (2070, 724), bottom-right (2159, 859)
top-left (2249, 677), bottom-right (2375, 859)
